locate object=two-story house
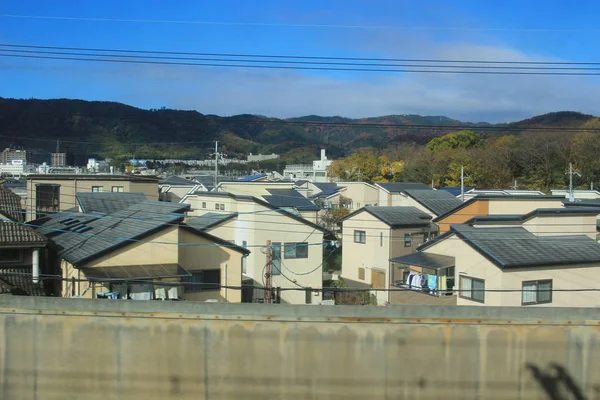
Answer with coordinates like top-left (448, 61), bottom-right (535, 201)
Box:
top-left (341, 206), bottom-right (438, 304)
top-left (181, 191), bottom-right (334, 304)
top-left (26, 174), bottom-right (160, 221)
top-left (392, 207), bottom-right (600, 307)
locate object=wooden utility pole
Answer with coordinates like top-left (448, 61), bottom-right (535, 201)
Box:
top-left (264, 240), bottom-right (272, 304)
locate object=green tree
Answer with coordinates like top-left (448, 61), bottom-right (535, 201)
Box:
top-left (425, 130), bottom-right (482, 153)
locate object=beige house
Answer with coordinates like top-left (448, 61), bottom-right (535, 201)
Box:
top-left (341, 206), bottom-right (438, 305)
top-left (434, 194), bottom-right (566, 234)
top-left (392, 208), bottom-right (600, 307)
top-left (33, 200), bottom-right (249, 302)
top-left (181, 192), bottom-right (334, 304)
top-left (26, 174), bottom-right (159, 221)
top-left (336, 182), bottom-right (379, 210)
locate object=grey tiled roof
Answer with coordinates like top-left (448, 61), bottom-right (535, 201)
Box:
top-left (312, 182), bottom-right (339, 191)
top-left (0, 267), bottom-right (47, 296)
top-left (404, 189), bottom-right (463, 216)
top-left (391, 252), bottom-right (455, 270)
top-left (0, 221), bottom-right (46, 246)
top-left (76, 192), bottom-right (148, 214)
top-left (451, 225), bottom-right (600, 268)
top-left (34, 203), bottom-right (185, 266)
top-left (356, 206), bottom-right (432, 227)
top-left (185, 213), bottom-right (238, 231)
top-left (0, 185), bottom-right (24, 222)
top-left (263, 189), bottom-right (319, 211)
top-left (161, 175), bottom-right (198, 186)
top-left (377, 182), bottom-right (430, 193)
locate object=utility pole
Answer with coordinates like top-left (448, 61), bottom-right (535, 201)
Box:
top-left (264, 240), bottom-right (272, 304)
top-left (214, 141), bottom-right (219, 190)
top-left (460, 165), bottom-right (464, 202)
top-left (566, 163), bottom-right (581, 202)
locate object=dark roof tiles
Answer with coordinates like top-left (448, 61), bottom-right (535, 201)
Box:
top-left (404, 189), bottom-right (463, 217)
top-left (347, 206), bottom-right (432, 227)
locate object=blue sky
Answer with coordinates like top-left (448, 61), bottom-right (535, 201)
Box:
top-left (1, 0), bottom-right (600, 122)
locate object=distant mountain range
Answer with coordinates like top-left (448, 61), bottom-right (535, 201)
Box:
top-left (0, 98), bottom-right (595, 164)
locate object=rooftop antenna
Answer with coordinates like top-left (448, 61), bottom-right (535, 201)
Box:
top-left (566, 163), bottom-right (581, 202)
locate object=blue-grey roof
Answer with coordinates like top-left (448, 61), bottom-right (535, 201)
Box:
top-left (450, 225), bottom-right (600, 268)
top-left (377, 182), bottom-right (430, 193)
top-left (465, 208), bottom-right (600, 225)
top-left (404, 189), bottom-right (464, 217)
top-left (237, 174), bottom-right (267, 182)
top-left (437, 187), bottom-right (473, 196)
top-left (391, 252), bottom-right (455, 270)
top-left (263, 189), bottom-right (319, 211)
top-left (161, 175), bottom-right (198, 186)
top-left (0, 185), bottom-right (24, 222)
top-left (346, 206), bottom-right (432, 227)
top-left (76, 192), bottom-right (148, 214)
top-left (185, 213), bottom-right (238, 231)
top-left (34, 202), bottom-right (187, 266)
top-left (312, 182), bottom-right (339, 191)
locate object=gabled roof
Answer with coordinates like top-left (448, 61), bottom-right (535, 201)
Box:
top-left (0, 185), bottom-right (24, 222)
top-left (263, 189), bottom-right (319, 211)
top-left (76, 192), bottom-right (148, 214)
top-left (376, 182), bottom-right (430, 194)
top-left (391, 252), bottom-right (455, 270)
top-left (311, 182), bottom-right (339, 191)
top-left (160, 175), bottom-right (198, 186)
top-left (464, 207), bottom-right (600, 226)
top-left (33, 202), bottom-right (187, 266)
top-left (404, 189), bottom-right (463, 217)
top-left (0, 221), bottom-right (46, 247)
top-left (344, 206), bottom-right (432, 228)
top-left (185, 213), bottom-right (238, 231)
top-left (421, 224), bottom-right (600, 269)
top-left (433, 194), bottom-right (566, 222)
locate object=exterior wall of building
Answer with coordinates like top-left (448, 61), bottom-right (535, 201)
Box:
top-left (551, 189), bottom-right (600, 199)
top-left (487, 199), bottom-right (565, 215)
top-left (184, 195), bottom-right (238, 215)
top-left (184, 195), bottom-right (324, 304)
top-left (217, 182), bottom-right (295, 197)
top-left (178, 228), bottom-right (243, 303)
top-left (523, 214), bottom-right (598, 239)
top-left (423, 236), bottom-right (600, 307)
top-left (436, 200), bottom-right (490, 233)
top-left (337, 182), bottom-right (379, 210)
top-left (26, 177), bottom-right (159, 221)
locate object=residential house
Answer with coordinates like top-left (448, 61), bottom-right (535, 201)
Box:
top-left (375, 183), bottom-right (463, 218)
top-left (341, 206), bottom-right (438, 304)
top-left (26, 174), bottom-right (160, 221)
top-left (0, 186), bottom-right (48, 295)
top-left (336, 182), bottom-right (381, 210)
top-left (434, 195), bottom-right (566, 234)
top-left (181, 191), bottom-right (335, 304)
top-left (391, 221), bottom-right (600, 307)
top-left (159, 176), bottom-right (207, 202)
top-left (33, 200), bottom-right (249, 302)
top-left (459, 189), bottom-right (546, 201)
top-left (214, 181), bottom-right (319, 222)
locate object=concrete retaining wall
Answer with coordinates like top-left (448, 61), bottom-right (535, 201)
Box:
top-left (1, 296), bottom-right (599, 399)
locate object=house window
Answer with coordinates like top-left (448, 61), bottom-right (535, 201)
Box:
top-left (354, 230), bottom-right (366, 244)
top-left (522, 280), bottom-right (552, 305)
top-left (271, 242), bottom-right (282, 275)
top-left (459, 276), bottom-right (485, 303)
top-left (0, 249), bottom-right (23, 263)
top-left (35, 184), bottom-right (60, 218)
top-left (219, 204), bottom-right (225, 211)
top-left (183, 269), bottom-right (221, 292)
top-left (404, 233), bottom-right (412, 247)
top-left (215, 203), bottom-right (219, 210)
top-left (92, 186), bottom-right (104, 193)
top-left (202, 202), bottom-right (207, 209)
top-left (284, 242), bottom-right (308, 259)
top-left (358, 267), bottom-right (365, 280)
top-left (380, 232), bottom-right (383, 247)
top-left (111, 186), bottom-right (124, 192)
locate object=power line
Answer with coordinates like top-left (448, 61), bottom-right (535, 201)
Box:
top-left (5, 52), bottom-right (600, 76)
top-left (2, 43), bottom-right (600, 65)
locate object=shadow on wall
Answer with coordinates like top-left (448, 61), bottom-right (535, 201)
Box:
top-left (526, 363), bottom-right (590, 400)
